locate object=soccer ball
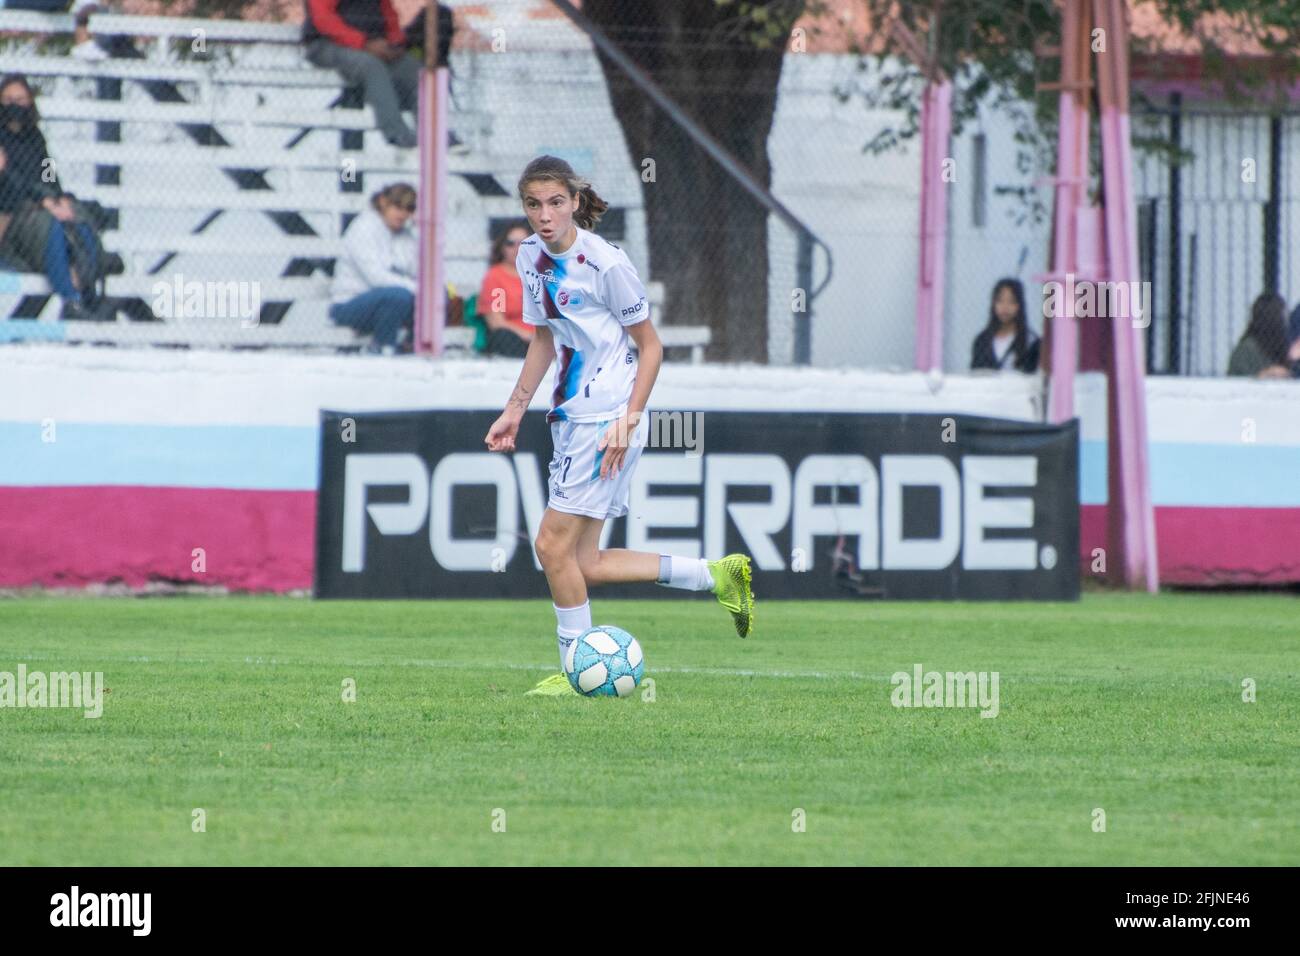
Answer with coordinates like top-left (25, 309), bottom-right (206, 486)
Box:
top-left (564, 625), bottom-right (645, 697)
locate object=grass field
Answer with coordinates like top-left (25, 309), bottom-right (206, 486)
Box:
top-left (0, 593), bottom-right (1296, 866)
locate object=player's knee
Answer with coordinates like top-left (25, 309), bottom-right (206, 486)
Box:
top-left (534, 528), bottom-right (572, 571)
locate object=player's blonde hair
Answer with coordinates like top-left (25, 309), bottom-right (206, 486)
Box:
top-left (517, 155), bottom-right (609, 230)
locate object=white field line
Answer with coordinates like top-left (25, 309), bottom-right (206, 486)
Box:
top-left (6, 653), bottom-right (1182, 685)
top-left (7, 652), bottom-right (876, 681)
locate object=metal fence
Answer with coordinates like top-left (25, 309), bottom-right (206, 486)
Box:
top-left (0, 1), bottom-right (851, 363)
top-left (3, 2), bottom-right (1286, 375)
top-left (1132, 102), bottom-right (1300, 378)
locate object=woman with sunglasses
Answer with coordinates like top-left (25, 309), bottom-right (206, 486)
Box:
top-left (477, 221), bottom-right (534, 358)
top-left (484, 155), bottom-right (755, 696)
top-left (329, 182), bottom-right (417, 353)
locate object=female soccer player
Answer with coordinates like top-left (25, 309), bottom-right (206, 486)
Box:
top-left (484, 155), bottom-right (754, 696)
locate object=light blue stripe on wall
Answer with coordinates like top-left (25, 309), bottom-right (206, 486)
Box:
top-left (1, 422), bottom-right (1295, 505)
top-left (1082, 439), bottom-right (1300, 507)
top-left (0, 422), bottom-right (319, 490)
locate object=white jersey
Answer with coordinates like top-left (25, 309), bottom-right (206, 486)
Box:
top-left (516, 226), bottom-right (650, 423)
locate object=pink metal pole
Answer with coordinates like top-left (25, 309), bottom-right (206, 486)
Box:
top-left (914, 79), bottom-right (952, 372)
top-left (1094, 0), bottom-right (1158, 591)
top-left (1045, 1), bottom-right (1087, 424)
top-left (415, 66), bottom-right (449, 355)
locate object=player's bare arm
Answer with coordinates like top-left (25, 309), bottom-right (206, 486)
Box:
top-left (485, 324), bottom-right (554, 452)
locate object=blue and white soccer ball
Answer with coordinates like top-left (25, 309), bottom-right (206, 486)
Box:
top-left (564, 625), bottom-right (645, 697)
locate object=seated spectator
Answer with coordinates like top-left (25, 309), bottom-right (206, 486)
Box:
top-left (330, 183), bottom-right (417, 354)
top-left (0, 74), bottom-right (109, 319)
top-left (303, 0), bottom-right (419, 148)
top-left (1227, 293), bottom-right (1290, 378)
top-left (478, 222), bottom-right (533, 358)
top-left (970, 277), bottom-right (1041, 373)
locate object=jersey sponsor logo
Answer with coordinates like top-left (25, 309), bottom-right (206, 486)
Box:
top-left (556, 289), bottom-right (584, 308)
top-left (578, 253), bottom-right (600, 271)
top-left (621, 297), bottom-right (646, 318)
top-left (625, 350), bottom-right (634, 364)
top-left (522, 239), bottom-right (537, 245)
top-left (524, 267), bottom-right (560, 285)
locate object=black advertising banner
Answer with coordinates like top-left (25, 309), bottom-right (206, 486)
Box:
top-left (315, 410), bottom-right (1079, 601)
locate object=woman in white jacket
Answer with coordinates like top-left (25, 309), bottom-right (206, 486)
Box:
top-left (330, 183), bottom-right (417, 353)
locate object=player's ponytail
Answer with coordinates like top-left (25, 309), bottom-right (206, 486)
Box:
top-left (517, 154), bottom-right (609, 230)
top-left (573, 183), bottom-right (608, 230)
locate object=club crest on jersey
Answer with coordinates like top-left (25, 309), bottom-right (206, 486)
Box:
top-left (556, 289), bottom-right (584, 308)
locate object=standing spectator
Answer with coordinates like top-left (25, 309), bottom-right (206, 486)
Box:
top-left (478, 221), bottom-right (533, 358)
top-left (0, 74), bottom-right (106, 319)
top-left (399, 2), bottom-right (468, 154)
top-left (402, 3), bottom-right (454, 67)
top-left (70, 2), bottom-right (110, 62)
top-left (1227, 293), bottom-right (1290, 378)
top-left (970, 277), bottom-right (1041, 373)
top-left (303, 0), bottom-right (419, 148)
top-left (330, 183), bottom-right (417, 353)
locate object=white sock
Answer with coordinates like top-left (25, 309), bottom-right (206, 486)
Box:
top-left (556, 628), bottom-right (582, 670)
top-left (656, 555), bottom-right (714, 592)
top-left (554, 601), bottom-right (592, 669)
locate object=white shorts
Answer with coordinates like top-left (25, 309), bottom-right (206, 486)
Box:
top-left (547, 414), bottom-right (649, 519)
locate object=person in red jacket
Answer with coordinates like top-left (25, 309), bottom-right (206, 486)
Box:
top-left (302, 0), bottom-right (419, 147)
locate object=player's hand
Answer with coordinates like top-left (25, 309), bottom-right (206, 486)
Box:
top-left (485, 413), bottom-right (520, 452)
top-left (597, 412), bottom-right (640, 480)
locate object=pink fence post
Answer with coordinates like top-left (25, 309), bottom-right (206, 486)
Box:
top-left (1045, 1), bottom-right (1088, 424)
top-left (914, 79), bottom-right (952, 373)
top-left (414, 63), bottom-right (449, 355)
top-left (1094, 0), bottom-right (1158, 591)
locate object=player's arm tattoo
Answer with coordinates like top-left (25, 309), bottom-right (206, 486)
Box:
top-left (507, 381), bottom-right (532, 412)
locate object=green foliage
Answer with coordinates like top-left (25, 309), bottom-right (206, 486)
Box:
top-left (837, 1), bottom-right (1300, 223)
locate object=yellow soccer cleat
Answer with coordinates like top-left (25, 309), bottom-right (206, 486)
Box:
top-left (708, 553), bottom-right (755, 638)
top-left (524, 672), bottom-right (579, 697)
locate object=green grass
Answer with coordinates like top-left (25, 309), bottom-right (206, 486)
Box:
top-left (0, 593), bottom-right (1296, 866)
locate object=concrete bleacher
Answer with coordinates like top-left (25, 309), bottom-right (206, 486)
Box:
top-left (0, 10), bottom-right (711, 362)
